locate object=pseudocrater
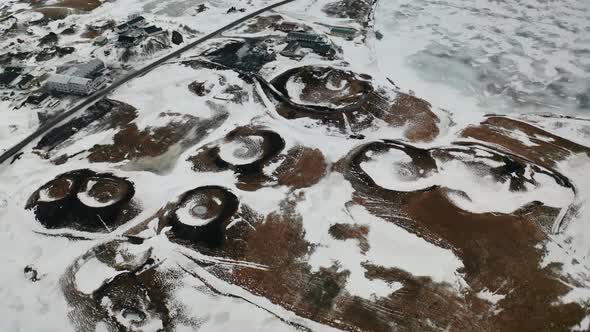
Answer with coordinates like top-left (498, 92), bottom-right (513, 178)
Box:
top-left (352, 141), bottom-right (574, 214)
top-left (62, 240), bottom-right (183, 331)
top-left (188, 127), bottom-right (285, 188)
top-left (26, 169), bottom-right (137, 232)
top-left (168, 186), bottom-right (239, 248)
top-left (267, 65), bottom-right (441, 142)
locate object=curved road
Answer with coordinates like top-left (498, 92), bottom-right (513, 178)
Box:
top-left (0, 0), bottom-right (295, 164)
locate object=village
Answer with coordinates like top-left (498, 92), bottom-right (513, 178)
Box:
top-left (0, 9), bottom-right (359, 132)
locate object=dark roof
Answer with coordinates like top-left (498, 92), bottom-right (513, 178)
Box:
top-left (127, 16), bottom-right (145, 25)
top-left (4, 66), bottom-right (22, 73)
top-left (17, 74), bottom-right (34, 86)
top-left (0, 71), bottom-right (19, 85)
top-left (26, 92), bottom-right (49, 104)
top-left (287, 32), bottom-right (326, 43)
top-left (116, 23), bottom-right (127, 30)
top-left (143, 26), bottom-right (163, 34)
top-left (331, 27), bottom-right (357, 34)
top-left (118, 35), bottom-right (136, 43)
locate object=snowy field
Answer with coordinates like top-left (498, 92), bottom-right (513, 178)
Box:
top-left (1, 0), bottom-right (590, 331)
top-left (374, 0), bottom-right (590, 116)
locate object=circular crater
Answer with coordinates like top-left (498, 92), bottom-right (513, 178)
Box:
top-left (37, 176), bottom-right (75, 202)
top-left (347, 141), bottom-right (438, 193)
top-left (189, 127), bottom-right (285, 179)
top-left (62, 240), bottom-right (175, 331)
top-left (77, 177), bottom-right (131, 208)
top-left (168, 186), bottom-right (239, 248)
top-left (272, 66), bottom-right (373, 110)
top-left (345, 140), bottom-right (574, 214)
top-left (26, 169), bottom-right (136, 232)
top-left (218, 135), bottom-right (266, 166)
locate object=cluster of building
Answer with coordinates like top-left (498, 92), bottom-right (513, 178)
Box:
top-left (280, 31), bottom-right (333, 59)
top-left (116, 15), bottom-right (164, 47)
top-left (275, 21), bottom-right (358, 60)
top-left (0, 67), bottom-right (37, 90)
top-left (45, 59), bottom-right (105, 95)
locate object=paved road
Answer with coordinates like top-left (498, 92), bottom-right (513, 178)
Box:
top-left (0, 0), bottom-right (295, 165)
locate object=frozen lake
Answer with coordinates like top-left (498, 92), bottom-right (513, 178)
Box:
top-left (375, 0), bottom-right (590, 115)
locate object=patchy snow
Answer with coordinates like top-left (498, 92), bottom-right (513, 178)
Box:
top-left (477, 288), bottom-right (506, 305)
top-left (38, 178), bottom-right (73, 202)
top-left (1, 0), bottom-right (590, 330)
top-left (75, 257), bottom-right (123, 294)
top-left (300, 173), bottom-right (465, 299)
top-left (361, 148), bottom-right (574, 213)
top-left (77, 180), bottom-right (119, 208)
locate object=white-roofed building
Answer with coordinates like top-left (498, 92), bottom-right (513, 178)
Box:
top-left (45, 74), bottom-right (71, 93)
top-left (45, 59), bottom-right (105, 95)
top-left (73, 59), bottom-right (105, 78)
top-left (67, 76), bottom-right (95, 95)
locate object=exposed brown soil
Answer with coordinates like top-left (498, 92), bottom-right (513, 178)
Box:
top-left (88, 114), bottom-right (200, 163)
top-left (197, 196), bottom-right (491, 331)
top-left (334, 139), bottom-right (587, 331)
top-left (282, 67), bottom-right (372, 108)
top-left (384, 94), bottom-right (440, 142)
top-left (80, 29), bottom-right (101, 39)
top-left (329, 223), bottom-right (369, 253)
top-left (274, 146), bottom-right (327, 189)
top-left (189, 127), bottom-right (333, 191)
top-left (404, 188), bottom-right (585, 331)
top-left (57, 0), bottom-right (102, 11)
top-left (461, 116), bottom-right (590, 169)
top-left (84, 177), bottom-right (131, 205)
top-left (43, 176), bottom-right (74, 200)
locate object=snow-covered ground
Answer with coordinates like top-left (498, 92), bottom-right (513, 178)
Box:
top-left (1, 0), bottom-right (590, 330)
top-left (373, 0), bottom-right (590, 116)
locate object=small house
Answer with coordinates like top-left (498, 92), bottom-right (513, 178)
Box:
top-left (276, 22), bottom-right (299, 32)
top-left (0, 70), bottom-right (20, 88)
top-left (26, 92), bottom-right (49, 105)
top-left (330, 26), bottom-right (358, 40)
top-left (283, 32), bottom-right (333, 57)
top-left (73, 59), bottom-right (105, 78)
top-left (93, 36), bottom-right (108, 46)
top-left (68, 76), bottom-right (97, 95)
top-left (118, 35), bottom-right (139, 47)
top-left (116, 15), bottom-right (146, 33)
top-left (143, 25), bottom-right (164, 36)
top-left (45, 74), bottom-right (71, 93)
top-left (17, 74), bottom-right (35, 90)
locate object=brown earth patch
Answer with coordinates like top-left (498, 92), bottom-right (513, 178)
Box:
top-left (43, 176), bottom-right (74, 200)
top-left (404, 188), bottom-right (585, 331)
top-left (329, 223), bottom-right (369, 253)
top-left (88, 114), bottom-right (199, 163)
top-left (80, 29), bottom-right (100, 39)
top-left (384, 94), bottom-right (440, 142)
top-left (461, 116), bottom-right (590, 169)
top-left (336, 139), bottom-right (587, 330)
top-left (274, 146), bottom-right (327, 189)
top-left (190, 128), bottom-right (328, 190)
top-left (199, 195), bottom-right (495, 331)
top-left (84, 177), bottom-right (130, 205)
